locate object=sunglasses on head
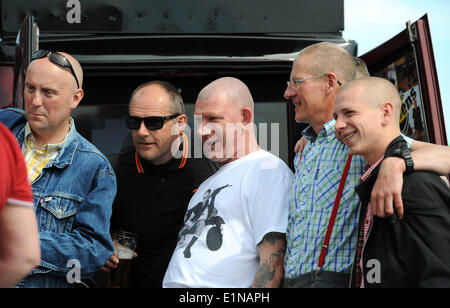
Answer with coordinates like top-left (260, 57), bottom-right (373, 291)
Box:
top-left (124, 114), bottom-right (180, 130)
top-left (31, 50), bottom-right (80, 89)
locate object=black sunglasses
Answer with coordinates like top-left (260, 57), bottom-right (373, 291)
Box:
top-left (31, 50), bottom-right (80, 89)
top-left (125, 114), bottom-right (180, 130)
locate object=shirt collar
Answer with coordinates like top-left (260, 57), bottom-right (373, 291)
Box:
top-left (25, 118), bottom-right (72, 153)
top-left (302, 119), bottom-right (336, 143)
top-left (360, 155), bottom-right (385, 182)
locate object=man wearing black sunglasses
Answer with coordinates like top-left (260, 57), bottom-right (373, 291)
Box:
top-left (0, 50), bottom-right (116, 288)
top-left (102, 81), bottom-right (217, 288)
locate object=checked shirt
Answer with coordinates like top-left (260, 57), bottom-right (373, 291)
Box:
top-left (285, 120), bottom-right (366, 278)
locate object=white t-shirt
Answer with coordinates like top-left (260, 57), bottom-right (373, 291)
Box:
top-left (163, 150), bottom-right (293, 288)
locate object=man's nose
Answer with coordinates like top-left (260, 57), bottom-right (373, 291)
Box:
top-left (197, 122), bottom-right (208, 137)
top-left (137, 121), bottom-right (150, 136)
top-left (335, 116), bottom-right (346, 132)
top-left (284, 84), bottom-right (295, 100)
top-left (29, 92), bottom-right (43, 107)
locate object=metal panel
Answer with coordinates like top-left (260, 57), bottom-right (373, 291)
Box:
top-left (414, 17), bottom-right (447, 145)
top-left (1, 0), bottom-right (343, 34)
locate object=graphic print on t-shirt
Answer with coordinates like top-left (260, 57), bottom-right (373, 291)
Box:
top-left (178, 184), bottom-right (231, 258)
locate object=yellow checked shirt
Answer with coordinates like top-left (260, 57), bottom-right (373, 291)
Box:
top-left (23, 120), bottom-right (71, 183)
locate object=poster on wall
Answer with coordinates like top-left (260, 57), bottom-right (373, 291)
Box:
top-left (373, 51), bottom-right (430, 142)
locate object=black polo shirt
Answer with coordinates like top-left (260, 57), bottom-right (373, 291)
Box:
top-left (111, 145), bottom-right (216, 288)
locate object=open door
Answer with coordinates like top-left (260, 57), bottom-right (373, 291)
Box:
top-left (361, 14), bottom-right (447, 146)
top-left (13, 15), bottom-right (38, 109)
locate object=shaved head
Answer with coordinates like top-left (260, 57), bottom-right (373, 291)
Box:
top-left (57, 51), bottom-right (84, 89)
top-left (197, 77), bottom-right (254, 115)
top-left (195, 77), bottom-right (259, 165)
top-left (24, 50), bottom-right (84, 147)
top-left (334, 77), bottom-right (403, 164)
top-left (339, 77), bottom-right (402, 123)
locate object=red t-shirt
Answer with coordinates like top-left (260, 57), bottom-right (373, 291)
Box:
top-left (0, 122), bottom-right (33, 212)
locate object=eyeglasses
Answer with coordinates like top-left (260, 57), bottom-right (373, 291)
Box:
top-left (124, 114), bottom-right (180, 130)
top-left (287, 73), bottom-right (342, 89)
top-left (31, 50), bottom-right (80, 89)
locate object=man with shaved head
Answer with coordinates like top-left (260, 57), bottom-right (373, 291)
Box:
top-left (163, 77), bottom-right (293, 288)
top-left (334, 77), bottom-right (450, 287)
top-left (284, 42), bottom-right (450, 288)
top-left (0, 50), bottom-right (116, 287)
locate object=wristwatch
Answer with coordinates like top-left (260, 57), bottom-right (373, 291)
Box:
top-left (386, 148), bottom-right (414, 175)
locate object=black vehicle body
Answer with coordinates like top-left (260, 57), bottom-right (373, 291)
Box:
top-left (0, 0), bottom-right (446, 168)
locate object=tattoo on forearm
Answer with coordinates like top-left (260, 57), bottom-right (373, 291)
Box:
top-left (253, 233), bottom-right (287, 288)
top-left (253, 248), bottom-right (285, 288)
top-left (257, 232), bottom-right (286, 247)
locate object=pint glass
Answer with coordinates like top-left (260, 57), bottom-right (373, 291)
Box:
top-left (108, 231), bottom-right (137, 288)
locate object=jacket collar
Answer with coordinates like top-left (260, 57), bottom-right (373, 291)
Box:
top-left (18, 117), bottom-right (79, 169)
top-left (51, 118), bottom-right (78, 169)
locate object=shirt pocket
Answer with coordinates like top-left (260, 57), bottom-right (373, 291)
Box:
top-left (38, 194), bottom-right (83, 234)
top-left (313, 167), bottom-right (349, 212)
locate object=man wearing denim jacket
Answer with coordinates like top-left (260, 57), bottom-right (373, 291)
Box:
top-left (0, 51), bottom-right (116, 288)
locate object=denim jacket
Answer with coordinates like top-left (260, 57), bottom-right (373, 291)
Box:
top-left (0, 108), bottom-right (116, 288)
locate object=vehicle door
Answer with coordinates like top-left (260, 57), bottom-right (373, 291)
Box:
top-left (12, 14), bottom-right (39, 109)
top-left (360, 14), bottom-right (447, 146)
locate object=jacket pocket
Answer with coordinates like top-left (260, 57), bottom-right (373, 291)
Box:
top-left (38, 194), bottom-right (83, 233)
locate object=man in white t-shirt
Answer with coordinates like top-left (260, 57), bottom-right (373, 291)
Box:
top-left (163, 77), bottom-right (293, 288)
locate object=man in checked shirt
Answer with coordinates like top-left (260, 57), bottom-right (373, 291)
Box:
top-left (283, 42), bottom-right (450, 288)
top-left (334, 77), bottom-right (450, 287)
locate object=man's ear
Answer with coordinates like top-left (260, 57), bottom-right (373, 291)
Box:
top-left (174, 114), bottom-right (188, 133)
top-left (241, 107), bottom-right (253, 125)
top-left (325, 72), bottom-right (339, 95)
top-left (70, 88), bottom-right (84, 110)
top-left (381, 101), bottom-right (395, 126)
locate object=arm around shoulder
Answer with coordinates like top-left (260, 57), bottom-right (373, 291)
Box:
top-left (411, 140), bottom-right (450, 175)
top-left (371, 140), bottom-right (450, 219)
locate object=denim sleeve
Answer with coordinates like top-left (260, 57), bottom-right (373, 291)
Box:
top-left (38, 170), bottom-right (116, 278)
top-left (0, 108), bottom-right (27, 135)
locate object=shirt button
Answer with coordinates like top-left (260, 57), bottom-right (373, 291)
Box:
top-left (160, 178), bottom-right (166, 183)
top-left (58, 209), bottom-right (63, 216)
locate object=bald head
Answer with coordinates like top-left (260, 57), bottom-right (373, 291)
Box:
top-left (24, 51), bottom-right (85, 147)
top-left (340, 77), bottom-right (402, 122)
top-left (197, 77), bottom-right (254, 114)
top-left (28, 51), bottom-right (84, 91)
top-left (130, 80), bottom-right (185, 115)
top-left (195, 77), bottom-right (259, 165)
top-left (57, 52), bottom-right (83, 89)
top-left (334, 77), bottom-right (402, 164)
